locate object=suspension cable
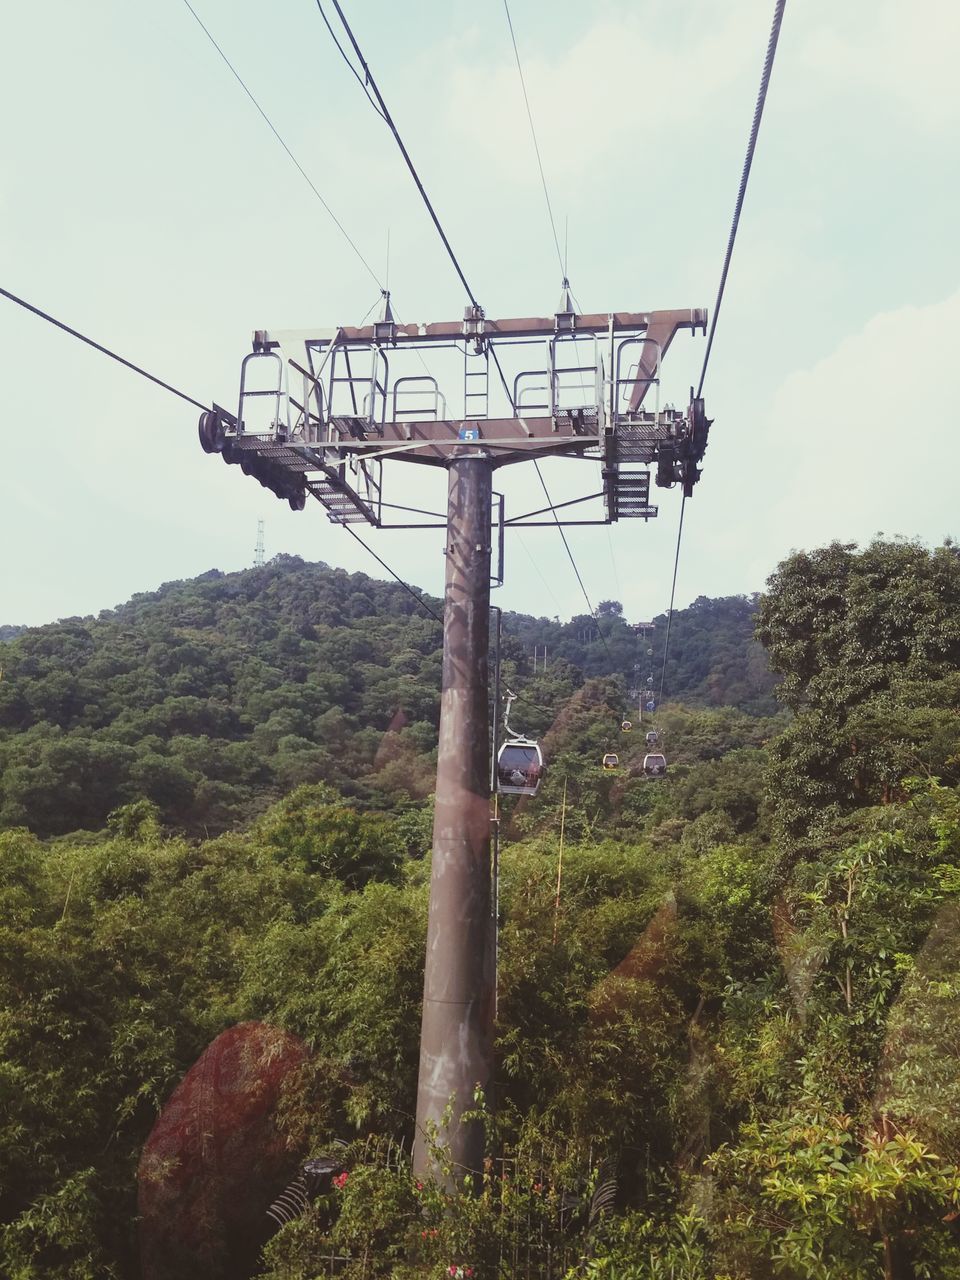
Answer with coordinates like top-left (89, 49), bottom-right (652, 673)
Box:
top-left (697, 0), bottom-right (787, 397)
top-left (0, 285), bottom-right (208, 411)
top-left (532, 462), bottom-right (614, 666)
top-left (340, 523), bottom-right (443, 624)
top-left (324, 0), bottom-right (481, 308)
top-left (314, 0), bottom-right (387, 121)
top-left (313, 1), bottom-right (647, 665)
top-left (501, 0), bottom-right (565, 279)
top-left (655, 0), bottom-right (785, 712)
top-left (655, 495), bottom-right (687, 719)
top-left (180, 0), bottom-right (383, 290)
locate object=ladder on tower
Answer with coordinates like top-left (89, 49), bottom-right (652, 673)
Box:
top-left (463, 345), bottom-right (489, 420)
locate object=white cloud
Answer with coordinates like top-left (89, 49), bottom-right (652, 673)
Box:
top-left (444, 1), bottom-right (764, 186)
top-left (799, 0), bottom-right (960, 129)
top-left (763, 285), bottom-right (960, 554)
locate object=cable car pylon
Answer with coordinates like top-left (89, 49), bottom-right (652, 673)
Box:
top-left (199, 292), bottom-right (709, 1186)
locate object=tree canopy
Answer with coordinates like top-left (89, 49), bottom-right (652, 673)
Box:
top-left (1, 537), bottom-right (959, 1278)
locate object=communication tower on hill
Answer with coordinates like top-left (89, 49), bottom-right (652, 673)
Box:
top-left (253, 518), bottom-right (265, 567)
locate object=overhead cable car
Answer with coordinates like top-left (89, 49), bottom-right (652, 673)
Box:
top-left (496, 690), bottom-right (544, 797)
top-left (646, 699), bottom-right (656, 712)
top-left (602, 753), bottom-right (620, 771)
top-left (621, 719), bottom-right (632, 733)
top-left (643, 752), bottom-right (667, 778)
top-left (645, 730), bottom-right (659, 747)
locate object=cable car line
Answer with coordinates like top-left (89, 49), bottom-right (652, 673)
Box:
top-left (643, 0), bottom-right (786, 762)
top-left (696, 0), bottom-right (787, 398)
top-left (323, 0), bottom-right (481, 309)
top-left (0, 285), bottom-right (208, 412)
top-left (501, 0), bottom-right (565, 278)
top-left (179, 0), bottom-right (383, 290)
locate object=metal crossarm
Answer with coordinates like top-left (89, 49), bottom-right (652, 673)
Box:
top-left (203, 298), bottom-right (709, 528)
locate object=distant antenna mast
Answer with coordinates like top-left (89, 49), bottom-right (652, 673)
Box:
top-left (254, 518), bottom-right (265, 567)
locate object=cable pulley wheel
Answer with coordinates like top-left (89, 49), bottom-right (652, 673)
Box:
top-left (198, 410), bottom-right (225, 455)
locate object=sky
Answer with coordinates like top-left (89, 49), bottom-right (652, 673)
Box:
top-left (1, 0), bottom-right (957, 628)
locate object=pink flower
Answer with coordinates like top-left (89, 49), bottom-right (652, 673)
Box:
top-left (448, 1268), bottom-right (458, 1277)
top-left (332, 1171), bottom-right (349, 1190)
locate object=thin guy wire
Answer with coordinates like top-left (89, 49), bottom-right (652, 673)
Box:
top-left (532, 461), bottom-right (614, 666)
top-left (325, 0), bottom-right (481, 307)
top-left (517, 533), bottom-right (564, 617)
top-left (514, 689), bottom-right (556, 718)
top-left (697, 0), bottom-right (787, 398)
top-left (316, 2), bottom-right (608, 653)
top-left (489, 342), bottom-right (611, 661)
top-left (604, 523), bottom-right (623, 604)
top-left (656, 494), bottom-right (687, 719)
top-left (0, 285), bottom-right (207, 411)
top-left (1, 287), bottom-right (438, 627)
top-left (180, 0), bottom-right (383, 289)
top-left (502, 0), bottom-right (565, 278)
top-left (314, 0), bottom-right (387, 121)
top-left (340, 523), bottom-right (443, 623)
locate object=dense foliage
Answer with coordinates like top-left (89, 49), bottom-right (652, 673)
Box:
top-left (1, 537), bottom-right (958, 1279)
top-left (0, 559), bottom-right (773, 839)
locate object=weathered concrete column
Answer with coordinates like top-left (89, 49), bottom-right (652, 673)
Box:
top-left (413, 455), bottom-right (494, 1185)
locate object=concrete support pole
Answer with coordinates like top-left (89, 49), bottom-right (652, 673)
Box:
top-left (413, 455), bottom-right (494, 1185)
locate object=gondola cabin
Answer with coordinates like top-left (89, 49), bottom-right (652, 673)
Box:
top-left (643, 752), bottom-right (667, 778)
top-left (497, 738), bottom-right (544, 796)
top-left (602, 753), bottom-right (620, 771)
top-left (645, 730), bottom-right (659, 747)
top-left (646, 699), bottom-right (656, 712)
top-left (621, 719), bottom-right (632, 733)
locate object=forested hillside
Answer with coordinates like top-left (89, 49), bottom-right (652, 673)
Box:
top-left (0, 558), bottom-right (774, 838)
top-left (2, 538), bottom-right (959, 1280)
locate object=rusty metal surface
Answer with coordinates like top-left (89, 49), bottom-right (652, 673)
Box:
top-left (137, 1022), bottom-right (308, 1280)
top-left (256, 308), bottom-right (707, 349)
top-left (413, 458), bottom-right (495, 1186)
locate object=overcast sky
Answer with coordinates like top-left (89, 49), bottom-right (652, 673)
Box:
top-left (2, 0), bottom-right (957, 628)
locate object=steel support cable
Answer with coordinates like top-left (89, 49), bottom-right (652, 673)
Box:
top-left (696, 0), bottom-right (787, 398)
top-left (314, 4), bottom-right (608, 657)
top-left (314, 0), bottom-right (387, 121)
top-left (0, 284), bottom-right (208, 411)
top-left (501, 0), bottom-right (565, 278)
top-left (325, 0), bottom-right (481, 309)
top-left (513, 689), bottom-right (556, 719)
top-left (0, 287), bottom-right (439, 628)
top-left (180, 0), bottom-right (383, 290)
top-left (339, 522), bottom-right (443, 624)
